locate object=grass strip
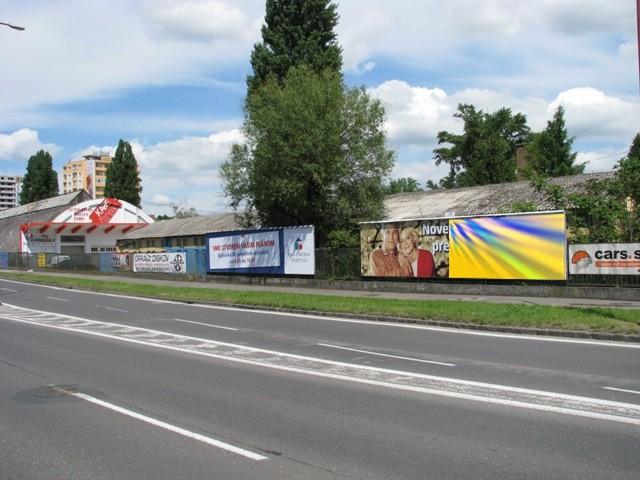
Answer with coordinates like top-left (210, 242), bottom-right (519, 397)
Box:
top-left (1, 272), bottom-right (639, 335)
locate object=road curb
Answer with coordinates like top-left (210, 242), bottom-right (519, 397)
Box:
top-left (4, 276), bottom-right (640, 344)
top-left (205, 301), bottom-right (640, 343)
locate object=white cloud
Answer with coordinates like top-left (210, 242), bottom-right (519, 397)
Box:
top-left (151, 194), bottom-right (172, 205)
top-left (146, 0), bottom-right (257, 43)
top-left (577, 149), bottom-right (626, 173)
top-left (550, 88), bottom-right (640, 141)
top-left (372, 81), bottom-right (639, 148)
top-left (0, 129), bottom-right (58, 161)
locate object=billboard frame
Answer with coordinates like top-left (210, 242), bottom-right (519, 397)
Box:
top-left (360, 210), bottom-right (568, 282)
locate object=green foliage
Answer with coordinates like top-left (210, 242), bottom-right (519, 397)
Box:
top-left (506, 200), bottom-right (538, 213)
top-left (383, 177), bottom-right (422, 195)
top-left (530, 132), bottom-right (640, 243)
top-left (433, 104), bottom-right (531, 188)
top-left (616, 133), bottom-right (640, 204)
top-left (20, 150), bottom-right (58, 204)
top-left (527, 106), bottom-right (584, 177)
top-left (247, 0), bottom-right (342, 93)
top-left (104, 140), bottom-right (142, 207)
top-left (222, 66), bottom-right (394, 244)
top-left (326, 229), bottom-right (359, 249)
top-left (155, 214), bottom-right (172, 221)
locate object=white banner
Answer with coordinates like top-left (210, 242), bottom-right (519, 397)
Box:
top-left (208, 230), bottom-right (280, 270)
top-left (569, 244), bottom-right (640, 275)
top-left (133, 252), bottom-right (187, 274)
top-left (284, 226), bottom-right (315, 275)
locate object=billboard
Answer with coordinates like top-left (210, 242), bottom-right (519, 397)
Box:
top-left (569, 244), bottom-right (640, 275)
top-left (361, 219), bottom-right (450, 278)
top-left (133, 252), bottom-right (187, 274)
top-left (207, 227), bottom-right (315, 275)
top-left (361, 212), bottom-right (566, 281)
top-left (449, 212), bottom-right (566, 280)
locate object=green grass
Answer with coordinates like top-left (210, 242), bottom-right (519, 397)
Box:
top-left (2, 271), bottom-right (639, 335)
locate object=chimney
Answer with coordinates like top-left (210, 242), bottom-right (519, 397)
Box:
top-left (516, 144), bottom-right (530, 180)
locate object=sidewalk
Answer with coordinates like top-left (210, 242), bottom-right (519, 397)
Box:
top-left (6, 270), bottom-right (640, 309)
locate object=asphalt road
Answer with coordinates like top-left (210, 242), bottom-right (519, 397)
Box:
top-left (1, 278), bottom-right (639, 479)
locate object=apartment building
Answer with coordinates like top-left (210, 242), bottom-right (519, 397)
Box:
top-left (62, 154), bottom-right (112, 199)
top-left (0, 175), bottom-right (22, 210)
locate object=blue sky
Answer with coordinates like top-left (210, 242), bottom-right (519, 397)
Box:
top-left (0, 0), bottom-right (638, 215)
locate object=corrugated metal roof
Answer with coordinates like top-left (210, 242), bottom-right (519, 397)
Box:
top-left (116, 213), bottom-right (244, 240)
top-left (0, 190), bottom-right (90, 220)
top-left (382, 172), bottom-right (614, 221)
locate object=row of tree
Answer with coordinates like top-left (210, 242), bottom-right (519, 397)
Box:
top-left (19, 139), bottom-right (142, 207)
top-left (219, 0), bottom-right (623, 247)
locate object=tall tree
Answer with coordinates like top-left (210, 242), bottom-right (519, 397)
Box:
top-left (104, 139), bottom-right (142, 207)
top-left (433, 104), bottom-right (530, 188)
top-left (222, 2), bottom-right (394, 244)
top-left (221, 66), bottom-right (394, 242)
top-left (528, 106), bottom-right (584, 177)
top-left (20, 150), bottom-right (58, 204)
top-left (247, 0), bottom-right (342, 92)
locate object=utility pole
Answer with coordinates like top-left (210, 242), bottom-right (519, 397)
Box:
top-left (637, 0), bottom-right (640, 93)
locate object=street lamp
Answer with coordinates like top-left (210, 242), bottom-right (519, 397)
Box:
top-left (0, 21), bottom-right (25, 31)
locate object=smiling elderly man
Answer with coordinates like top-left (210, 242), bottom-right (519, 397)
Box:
top-left (369, 224), bottom-right (411, 277)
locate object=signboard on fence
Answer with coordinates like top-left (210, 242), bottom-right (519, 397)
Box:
top-left (206, 226), bottom-right (315, 275)
top-left (360, 220), bottom-right (449, 278)
top-left (569, 243), bottom-right (640, 275)
top-left (112, 253), bottom-right (132, 271)
top-left (133, 252), bottom-right (187, 274)
top-left (361, 211), bottom-right (567, 281)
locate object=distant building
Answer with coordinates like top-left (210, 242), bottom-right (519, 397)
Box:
top-left (0, 191), bottom-right (154, 254)
top-left (0, 175), bottom-right (22, 210)
top-left (62, 154), bottom-right (112, 199)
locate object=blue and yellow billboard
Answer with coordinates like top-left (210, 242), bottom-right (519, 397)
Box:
top-left (448, 212), bottom-right (566, 280)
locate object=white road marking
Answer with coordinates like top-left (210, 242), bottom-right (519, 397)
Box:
top-left (46, 296), bottom-right (69, 302)
top-left (173, 318), bottom-right (238, 331)
top-left (603, 387), bottom-right (640, 396)
top-left (0, 287), bottom-right (17, 293)
top-left (66, 390), bottom-right (267, 461)
top-left (318, 343), bottom-right (456, 367)
top-left (1, 277), bottom-right (639, 349)
top-left (103, 306), bottom-right (128, 313)
top-left (2, 303), bottom-right (640, 427)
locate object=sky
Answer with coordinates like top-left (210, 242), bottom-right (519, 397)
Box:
top-left (0, 0), bottom-right (638, 216)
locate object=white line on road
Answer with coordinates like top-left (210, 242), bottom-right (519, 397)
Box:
top-left (0, 287), bottom-right (17, 293)
top-left (102, 306), bottom-right (128, 313)
top-left (173, 318), bottom-right (238, 331)
top-left (318, 343), bottom-right (456, 367)
top-left (1, 277), bottom-right (639, 349)
top-left (67, 390), bottom-right (267, 461)
top-left (3, 303), bottom-right (640, 427)
top-left (46, 296), bottom-right (69, 302)
top-left (603, 387), bottom-right (640, 396)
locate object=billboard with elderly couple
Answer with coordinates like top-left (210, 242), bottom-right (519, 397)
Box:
top-left (361, 220), bottom-right (451, 278)
top-left (361, 212), bottom-right (567, 281)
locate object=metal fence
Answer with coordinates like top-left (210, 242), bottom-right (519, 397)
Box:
top-left (2, 250), bottom-right (639, 287)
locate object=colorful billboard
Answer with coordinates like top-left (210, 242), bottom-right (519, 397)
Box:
top-left (569, 244), bottom-right (640, 275)
top-left (361, 219), bottom-right (450, 278)
top-left (449, 212), bottom-right (566, 280)
top-left (206, 227), bottom-right (315, 275)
